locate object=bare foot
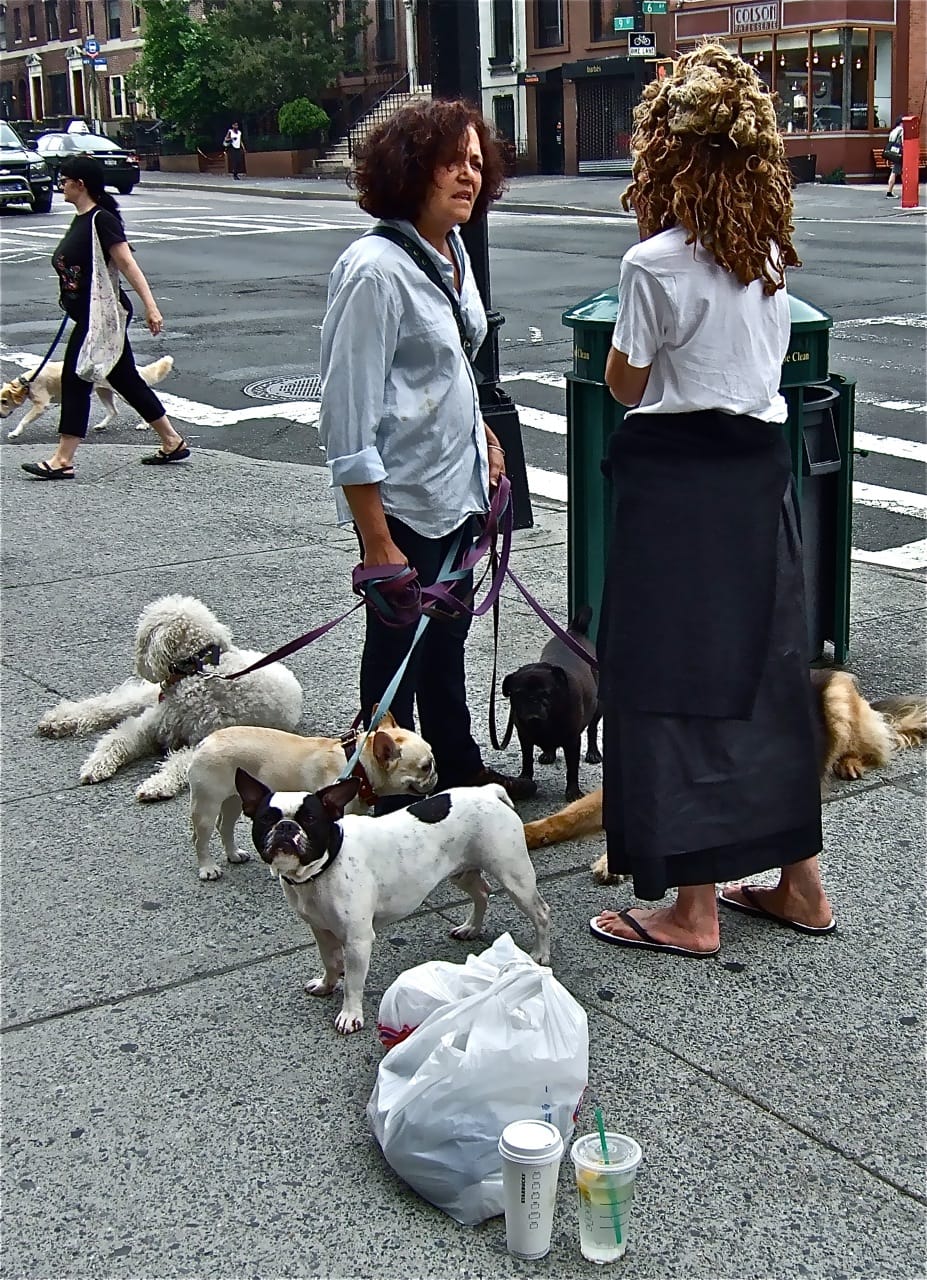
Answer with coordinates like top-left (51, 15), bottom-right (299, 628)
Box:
top-left (592, 906), bottom-right (720, 955)
top-left (722, 883), bottom-right (833, 931)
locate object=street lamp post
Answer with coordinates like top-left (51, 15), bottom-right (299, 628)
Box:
top-left (429, 0), bottom-right (534, 529)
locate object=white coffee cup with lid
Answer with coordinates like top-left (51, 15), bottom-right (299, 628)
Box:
top-left (498, 1119), bottom-right (564, 1259)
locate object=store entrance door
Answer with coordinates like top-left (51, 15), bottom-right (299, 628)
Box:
top-left (537, 85), bottom-right (564, 174)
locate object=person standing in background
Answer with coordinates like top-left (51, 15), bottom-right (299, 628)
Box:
top-left (884, 118), bottom-right (903, 197)
top-left (224, 122), bottom-right (246, 180)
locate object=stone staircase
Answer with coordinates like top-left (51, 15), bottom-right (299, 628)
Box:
top-left (315, 83), bottom-right (432, 176)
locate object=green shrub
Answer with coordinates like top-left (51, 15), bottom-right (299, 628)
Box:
top-left (278, 98), bottom-right (330, 139)
top-left (821, 166), bottom-right (847, 185)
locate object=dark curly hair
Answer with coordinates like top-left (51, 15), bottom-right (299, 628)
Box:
top-left (350, 98), bottom-right (506, 222)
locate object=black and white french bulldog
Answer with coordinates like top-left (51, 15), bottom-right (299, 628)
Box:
top-left (502, 605), bottom-right (601, 803)
top-left (235, 770), bottom-right (552, 1035)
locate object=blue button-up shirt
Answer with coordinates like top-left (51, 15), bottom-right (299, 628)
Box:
top-left (317, 219), bottom-right (489, 539)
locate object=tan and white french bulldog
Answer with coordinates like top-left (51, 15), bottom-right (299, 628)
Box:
top-left (188, 714), bottom-right (437, 881)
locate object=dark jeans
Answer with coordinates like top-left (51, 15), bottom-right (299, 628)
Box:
top-left (59, 303), bottom-right (165, 439)
top-left (359, 515), bottom-right (483, 785)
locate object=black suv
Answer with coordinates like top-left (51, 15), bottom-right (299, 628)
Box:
top-left (0, 121), bottom-right (53, 213)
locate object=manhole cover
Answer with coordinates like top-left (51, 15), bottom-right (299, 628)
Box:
top-left (243, 376), bottom-right (322, 402)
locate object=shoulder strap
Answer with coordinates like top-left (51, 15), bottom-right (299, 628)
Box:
top-left (367, 225), bottom-right (474, 360)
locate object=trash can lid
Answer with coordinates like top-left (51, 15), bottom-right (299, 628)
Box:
top-left (562, 287), bottom-right (619, 329)
top-left (788, 295), bottom-right (833, 331)
top-left (562, 289), bottom-right (831, 332)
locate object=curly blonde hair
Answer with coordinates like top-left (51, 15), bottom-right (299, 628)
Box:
top-left (622, 42), bottom-right (800, 294)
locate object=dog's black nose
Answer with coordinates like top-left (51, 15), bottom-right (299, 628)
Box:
top-left (269, 819), bottom-right (304, 848)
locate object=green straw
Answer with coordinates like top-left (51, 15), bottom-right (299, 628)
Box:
top-left (593, 1101), bottom-right (623, 1246)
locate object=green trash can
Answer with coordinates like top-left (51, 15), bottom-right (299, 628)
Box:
top-left (561, 289), bottom-right (854, 662)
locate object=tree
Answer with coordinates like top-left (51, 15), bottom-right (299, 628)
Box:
top-left (130, 0), bottom-right (223, 148)
top-left (132, 0), bottom-right (366, 147)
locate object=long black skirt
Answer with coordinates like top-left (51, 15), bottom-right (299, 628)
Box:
top-left (601, 430), bottom-right (822, 900)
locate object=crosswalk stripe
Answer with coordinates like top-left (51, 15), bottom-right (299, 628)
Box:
top-left (855, 430), bottom-right (927, 463)
top-left (846, 483), bottom-right (926, 519)
top-left (852, 539), bottom-right (927, 570)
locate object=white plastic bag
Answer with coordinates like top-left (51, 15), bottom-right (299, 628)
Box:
top-left (376, 932), bottom-right (534, 1047)
top-left (76, 209), bottom-right (127, 383)
top-left (367, 936), bottom-right (588, 1225)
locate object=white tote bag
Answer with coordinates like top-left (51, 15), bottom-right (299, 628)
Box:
top-left (75, 208), bottom-right (127, 383)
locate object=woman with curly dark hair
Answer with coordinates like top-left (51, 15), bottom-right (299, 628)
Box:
top-left (317, 98), bottom-right (532, 800)
top-left (591, 43), bottom-right (834, 957)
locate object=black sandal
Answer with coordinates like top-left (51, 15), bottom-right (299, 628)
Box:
top-left (22, 461), bottom-right (75, 480)
top-left (141, 439), bottom-right (190, 465)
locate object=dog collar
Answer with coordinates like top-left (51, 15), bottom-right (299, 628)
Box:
top-left (340, 731), bottom-right (378, 807)
top-left (280, 828), bottom-right (343, 885)
top-left (158, 643), bottom-right (222, 701)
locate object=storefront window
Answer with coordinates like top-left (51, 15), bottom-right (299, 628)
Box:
top-left (775, 32), bottom-right (810, 134)
top-left (873, 30), bottom-right (892, 130)
top-left (741, 36), bottom-right (773, 92)
top-left (849, 28), bottom-right (871, 131)
top-left (809, 29), bottom-right (841, 131)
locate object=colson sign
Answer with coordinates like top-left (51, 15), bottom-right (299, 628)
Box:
top-left (732, 3), bottom-right (779, 34)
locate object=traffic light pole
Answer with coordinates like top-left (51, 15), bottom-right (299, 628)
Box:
top-left (429, 0), bottom-right (534, 529)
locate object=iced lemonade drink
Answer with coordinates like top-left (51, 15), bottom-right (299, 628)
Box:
top-left (571, 1132), bottom-right (642, 1263)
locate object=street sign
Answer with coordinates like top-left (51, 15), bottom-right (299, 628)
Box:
top-left (83, 36), bottom-right (100, 55)
top-left (629, 31), bottom-right (657, 57)
top-left (613, 15), bottom-right (635, 30)
top-left (82, 55), bottom-right (107, 69)
top-left (641, 1), bottom-right (668, 12)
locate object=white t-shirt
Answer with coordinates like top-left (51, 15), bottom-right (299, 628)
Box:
top-left (227, 128), bottom-right (242, 149)
top-left (611, 225), bottom-right (790, 423)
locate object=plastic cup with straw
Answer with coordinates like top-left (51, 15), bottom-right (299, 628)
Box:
top-left (570, 1101), bottom-right (642, 1263)
top-left (594, 1100), bottom-right (624, 1248)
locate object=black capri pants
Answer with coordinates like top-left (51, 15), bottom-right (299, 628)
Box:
top-left (59, 301), bottom-right (165, 439)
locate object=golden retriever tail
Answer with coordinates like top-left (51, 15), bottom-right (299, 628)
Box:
top-left (524, 788), bottom-right (603, 850)
top-left (872, 695), bottom-right (927, 752)
top-left (139, 356), bottom-right (174, 387)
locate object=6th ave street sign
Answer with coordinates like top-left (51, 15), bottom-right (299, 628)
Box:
top-left (641, 1), bottom-right (668, 12)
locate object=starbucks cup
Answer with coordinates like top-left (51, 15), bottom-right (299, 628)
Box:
top-left (498, 1119), bottom-right (564, 1260)
top-left (570, 1132), bottom-right (642, 1263)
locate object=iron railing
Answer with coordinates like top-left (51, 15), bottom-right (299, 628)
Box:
top-left (347, 70), bottom-right (411, 157)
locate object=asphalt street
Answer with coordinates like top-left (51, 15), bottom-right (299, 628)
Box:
top-left (1, 181), bottom-right (925, 568)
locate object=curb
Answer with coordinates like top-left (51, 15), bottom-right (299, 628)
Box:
top-left (140, 177), bottom-right (636, 219)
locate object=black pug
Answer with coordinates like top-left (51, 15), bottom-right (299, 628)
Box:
top-left (502, 606), bottom-right (601, 803)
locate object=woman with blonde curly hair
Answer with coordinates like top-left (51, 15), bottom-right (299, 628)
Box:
top-left (591, 43), bottom-right (834, 957)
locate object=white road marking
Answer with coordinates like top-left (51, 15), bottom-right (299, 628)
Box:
top-left (854, 430), bottom-right (927, 462)
top-left (834, 314), bottom-right (927, 329)
top-left (526, 466), bottom-right (568, 503)
top-left (157, 391), bottom-right (321, 428)
top-left (851, 483), bottom-right (927, 519)
top-left (516, 405), bottom-right (567, 435)
top-left (852, 539), bottom-right (927, 570)
top-left (502, 371), bottom-right (567, 389)
top-left (858, 397), bottom-right (927, 414)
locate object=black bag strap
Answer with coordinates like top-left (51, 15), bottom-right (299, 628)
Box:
top-left (367, 225), bottom-right (474, 361)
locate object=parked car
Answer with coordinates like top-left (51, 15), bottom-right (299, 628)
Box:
top-left (0, 121), bottom-right (54, 213)
top-left (35, 131), bottom-right (141, 194)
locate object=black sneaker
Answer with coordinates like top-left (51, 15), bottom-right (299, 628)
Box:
top-left (452, 765), bottom-right (538, 803)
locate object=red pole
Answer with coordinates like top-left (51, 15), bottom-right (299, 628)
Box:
top-left (901, 114), bottom-right (920, 209)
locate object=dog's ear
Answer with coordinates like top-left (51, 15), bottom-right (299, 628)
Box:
top-left (371, 702), bottom-right (398, 728)
top-left (373, 729), bottom-right (401, 765)
top-left (502, 673), bottom-right (515, 698)
top-left (318, 777), bottom-right (361, 818)
top-left (235, 769), bottom-right (271, 818)
top-left (551, 666), bottom-right (570, 688)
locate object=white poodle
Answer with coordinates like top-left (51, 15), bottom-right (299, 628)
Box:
top-left (38, 595), bottom-right (303, 801)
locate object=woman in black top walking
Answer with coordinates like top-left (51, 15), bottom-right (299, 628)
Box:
top-left (22, 154), bottom-right (190, 480)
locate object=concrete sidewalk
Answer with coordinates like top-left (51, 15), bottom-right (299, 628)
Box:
top-left (139, 167), bottom-right (926, 220)
top-left (1, 443), bottom-right (924, 1279)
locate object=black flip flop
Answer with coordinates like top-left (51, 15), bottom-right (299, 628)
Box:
top-left (589, 909), bottom-right (720, 958)
top-left (21, 461), bottom-right (75, 480)
top-left (718, 885), bottom-right (837, 936)
top-left (141, 439), bottom-right (190, 465)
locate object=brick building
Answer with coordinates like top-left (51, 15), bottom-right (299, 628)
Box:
top-left (1, 1), bottom-right (143, 132)
top-left (517, 0), bottom-right (926, 179)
